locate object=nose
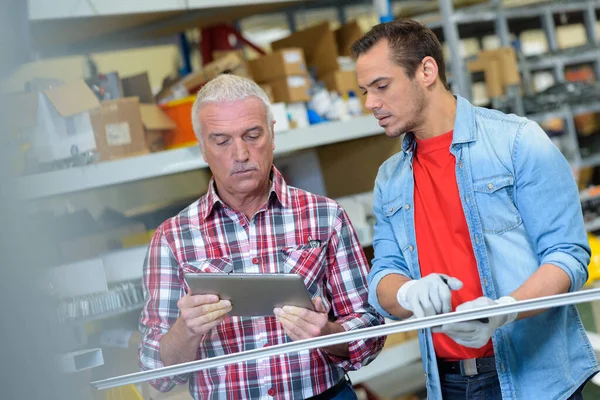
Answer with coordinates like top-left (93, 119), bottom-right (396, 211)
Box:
top-left (364, 93), bottom-right (380, 112)
top-left (232, 138), bottom-right (249, 162)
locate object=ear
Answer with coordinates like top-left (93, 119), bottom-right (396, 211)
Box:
top-left (420, 56), bottom-right (439, 89)
top-left (270, 120), bottom-right (276, 150)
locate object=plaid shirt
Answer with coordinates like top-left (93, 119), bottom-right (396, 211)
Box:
top-left (139, 167), bottom-right (384, 399)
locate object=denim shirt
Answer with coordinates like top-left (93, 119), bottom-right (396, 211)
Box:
top-left (368, 96), bottom-right (599, 400)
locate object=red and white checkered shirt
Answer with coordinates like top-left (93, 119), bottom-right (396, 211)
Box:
top-left (139, 167), bottom-right (384, 399)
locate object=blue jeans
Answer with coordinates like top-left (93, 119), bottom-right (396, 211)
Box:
top-left (440, 371), bottom-right (585, 400)
top-left (329, 382), bottom-right (358, 400)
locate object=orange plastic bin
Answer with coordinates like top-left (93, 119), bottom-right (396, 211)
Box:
top-left (160, 95), bottom-right (198, 149)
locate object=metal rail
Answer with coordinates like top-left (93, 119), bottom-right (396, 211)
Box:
top-left (92, 288), bottom-right (600, 390)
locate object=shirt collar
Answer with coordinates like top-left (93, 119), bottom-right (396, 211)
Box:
top-left (402, 95), bottom-right (476, 154)
top-left (199, 165), bottom-right (291, 221)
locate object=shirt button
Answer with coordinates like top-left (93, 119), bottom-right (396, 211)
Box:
top-left (389, 206), bottom-right (395, 213)
top-left (404, 204), bottom-right (410, 210)
top-left (268, 388), bottom-right (275, 396)
top-left (466, 196), bottom-right (470, 204)
top-left (409, 245), bottom-right (414, 252)
top-left (488, 183), bottom-right (494, 189)
top-left (252, 257), bottom-right (259, 265)
top-left (459, 161), bottom-right (463, 168)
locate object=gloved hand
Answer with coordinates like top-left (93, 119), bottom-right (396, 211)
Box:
top-left (440, 296), bottom-right (518, 348)
top-left (396, 273), bottom-right (463, 318)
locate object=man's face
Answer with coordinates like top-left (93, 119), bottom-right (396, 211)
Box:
top-left (356, 39), bottom-right (426, 137)
top-left (198, 97), bottom-right (275, 197)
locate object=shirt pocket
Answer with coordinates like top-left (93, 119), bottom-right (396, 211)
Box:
top-left (279, 244), bottom-right (328, 298)
top-left (382, 198), bottom-right (415, 270)
top-left (181, 258), bottom-right (234, 274)
top-left (472, 175), bottom-right (522, 234)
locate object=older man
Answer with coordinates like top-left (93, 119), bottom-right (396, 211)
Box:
top-left (139, 74), bottom-right (384, 400)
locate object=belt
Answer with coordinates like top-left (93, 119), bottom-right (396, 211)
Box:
top-left (437, 356), bottom-right (497, 377)
top-left (306, 378), bottom-right (348, 400)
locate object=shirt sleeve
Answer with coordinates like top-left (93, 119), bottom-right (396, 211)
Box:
top-left (138, 224), bottom-right (189, 392)
top-left (323, 205), bottom-right (386, 370)
top-left (513, 120), bottom-right (591, 291)
top-left (368, 175), bottom-right (412, 320)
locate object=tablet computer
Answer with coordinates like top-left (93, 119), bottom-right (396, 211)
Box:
top-left (184, 273), bottom-right (316, 317)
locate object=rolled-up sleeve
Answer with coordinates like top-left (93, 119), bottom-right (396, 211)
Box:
top-left (324, 206), bottom-right (385, 370)
top-left (138, 225), bottom-right (189, 392)
top-left (368, 175), bottom-right (412, 319)
top-left (513, 121), bottom-right (591, 291)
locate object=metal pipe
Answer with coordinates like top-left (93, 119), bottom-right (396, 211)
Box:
top-left (92, 288), bottom-right (600, 390)
top-left (439, 0), bottom-right (471, 99)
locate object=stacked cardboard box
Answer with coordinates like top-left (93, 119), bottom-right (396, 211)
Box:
top-left (17, 75), bottom-right (177, 165)
top-left (249, 48), bottom-right (310, 103)
top-left (272, 21), bottom-right (368, 113)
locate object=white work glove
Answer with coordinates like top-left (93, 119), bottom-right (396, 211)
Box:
top-left (397, 273), bottom-right (463, 318)
top-left (440, 296), bottom-right (518, 349)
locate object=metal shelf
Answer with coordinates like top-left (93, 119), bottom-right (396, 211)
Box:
top-left (526, 46), bottom-right (600, 71)
top-left (582, 154), bottom-right (600, 169)
top-left (15, 116), bottom-right (383, 200)
top-left (456, 0), bottom-right (600, 25)
top-left (65, 302), bottom-right (144, 325)
top-left (585, 217), bottom-right (600, 232)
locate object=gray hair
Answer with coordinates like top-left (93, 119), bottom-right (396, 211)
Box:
top-left (191, 74), bottom-right (274, 150)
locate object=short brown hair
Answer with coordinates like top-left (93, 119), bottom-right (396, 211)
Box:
top-left (352, 19), bottom-right (449, 90)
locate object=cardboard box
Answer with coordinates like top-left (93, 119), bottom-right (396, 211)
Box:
top-left (90, 97), bottom-right (148, 161)
top-left (156, 70), bottom-right (206, 103)
top-left (317, 134), bottom-right (400, 198)
top-left (140, 103), bottom-right (177, 152)
top-left (32, 80), bottom-right (100, 162)
top-left (272, 22), bottom-right (339, 79)
top-left (268, 75), bottom-right (310, 103)
top-left (335, 21), bottom-right (364, 57)
top-left (213, 49), bottom-right (245, 61)
top-left (249, 48), bottom-right (307, 83)
top-left (204, 52), bottom-right (252, 82)
top-left (469, 47), bottom-right (520, 98)
top-left (259, 83), bottom-right (274, 103)
top-left (122, 72), bottom-right (154, 104)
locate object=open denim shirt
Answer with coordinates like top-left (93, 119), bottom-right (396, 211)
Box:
top-left (368, 96), bottom-right (598, 400)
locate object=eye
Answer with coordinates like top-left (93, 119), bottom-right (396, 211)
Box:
top-left (377, 85), bottom-right (388, 91)
top-left (216, 139), bottom-right (230, 146)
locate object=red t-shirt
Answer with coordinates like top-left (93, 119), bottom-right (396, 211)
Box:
top-left (413, 130), bottom-right (494, 360)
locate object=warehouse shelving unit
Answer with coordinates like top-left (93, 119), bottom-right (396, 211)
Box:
top-left (16, 115), bottom-right (383, 200)
top-left (420, 0), bottom-right (600, 168)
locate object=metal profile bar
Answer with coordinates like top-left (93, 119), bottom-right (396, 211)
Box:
top-left (439, 0), bottom-right (471, 100)
top-left (564, 108), bottom-right (582, 167)
top-left (541, 9), bottom-right (559, 53)
top-left (92, 288), bottom-right (600, 390)
top-left (286, 10), bottom-right (296, 33)
top-left (337, 4), bottom-right (347, 25)
top-left (584, 1), bottom-right (600, 46)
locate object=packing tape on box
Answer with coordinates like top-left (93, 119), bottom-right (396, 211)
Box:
top-left (92, 288), bottom-right (600, 390)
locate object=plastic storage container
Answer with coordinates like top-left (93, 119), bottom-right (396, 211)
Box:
top-left (160, 95), bottom-right (197, 149)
